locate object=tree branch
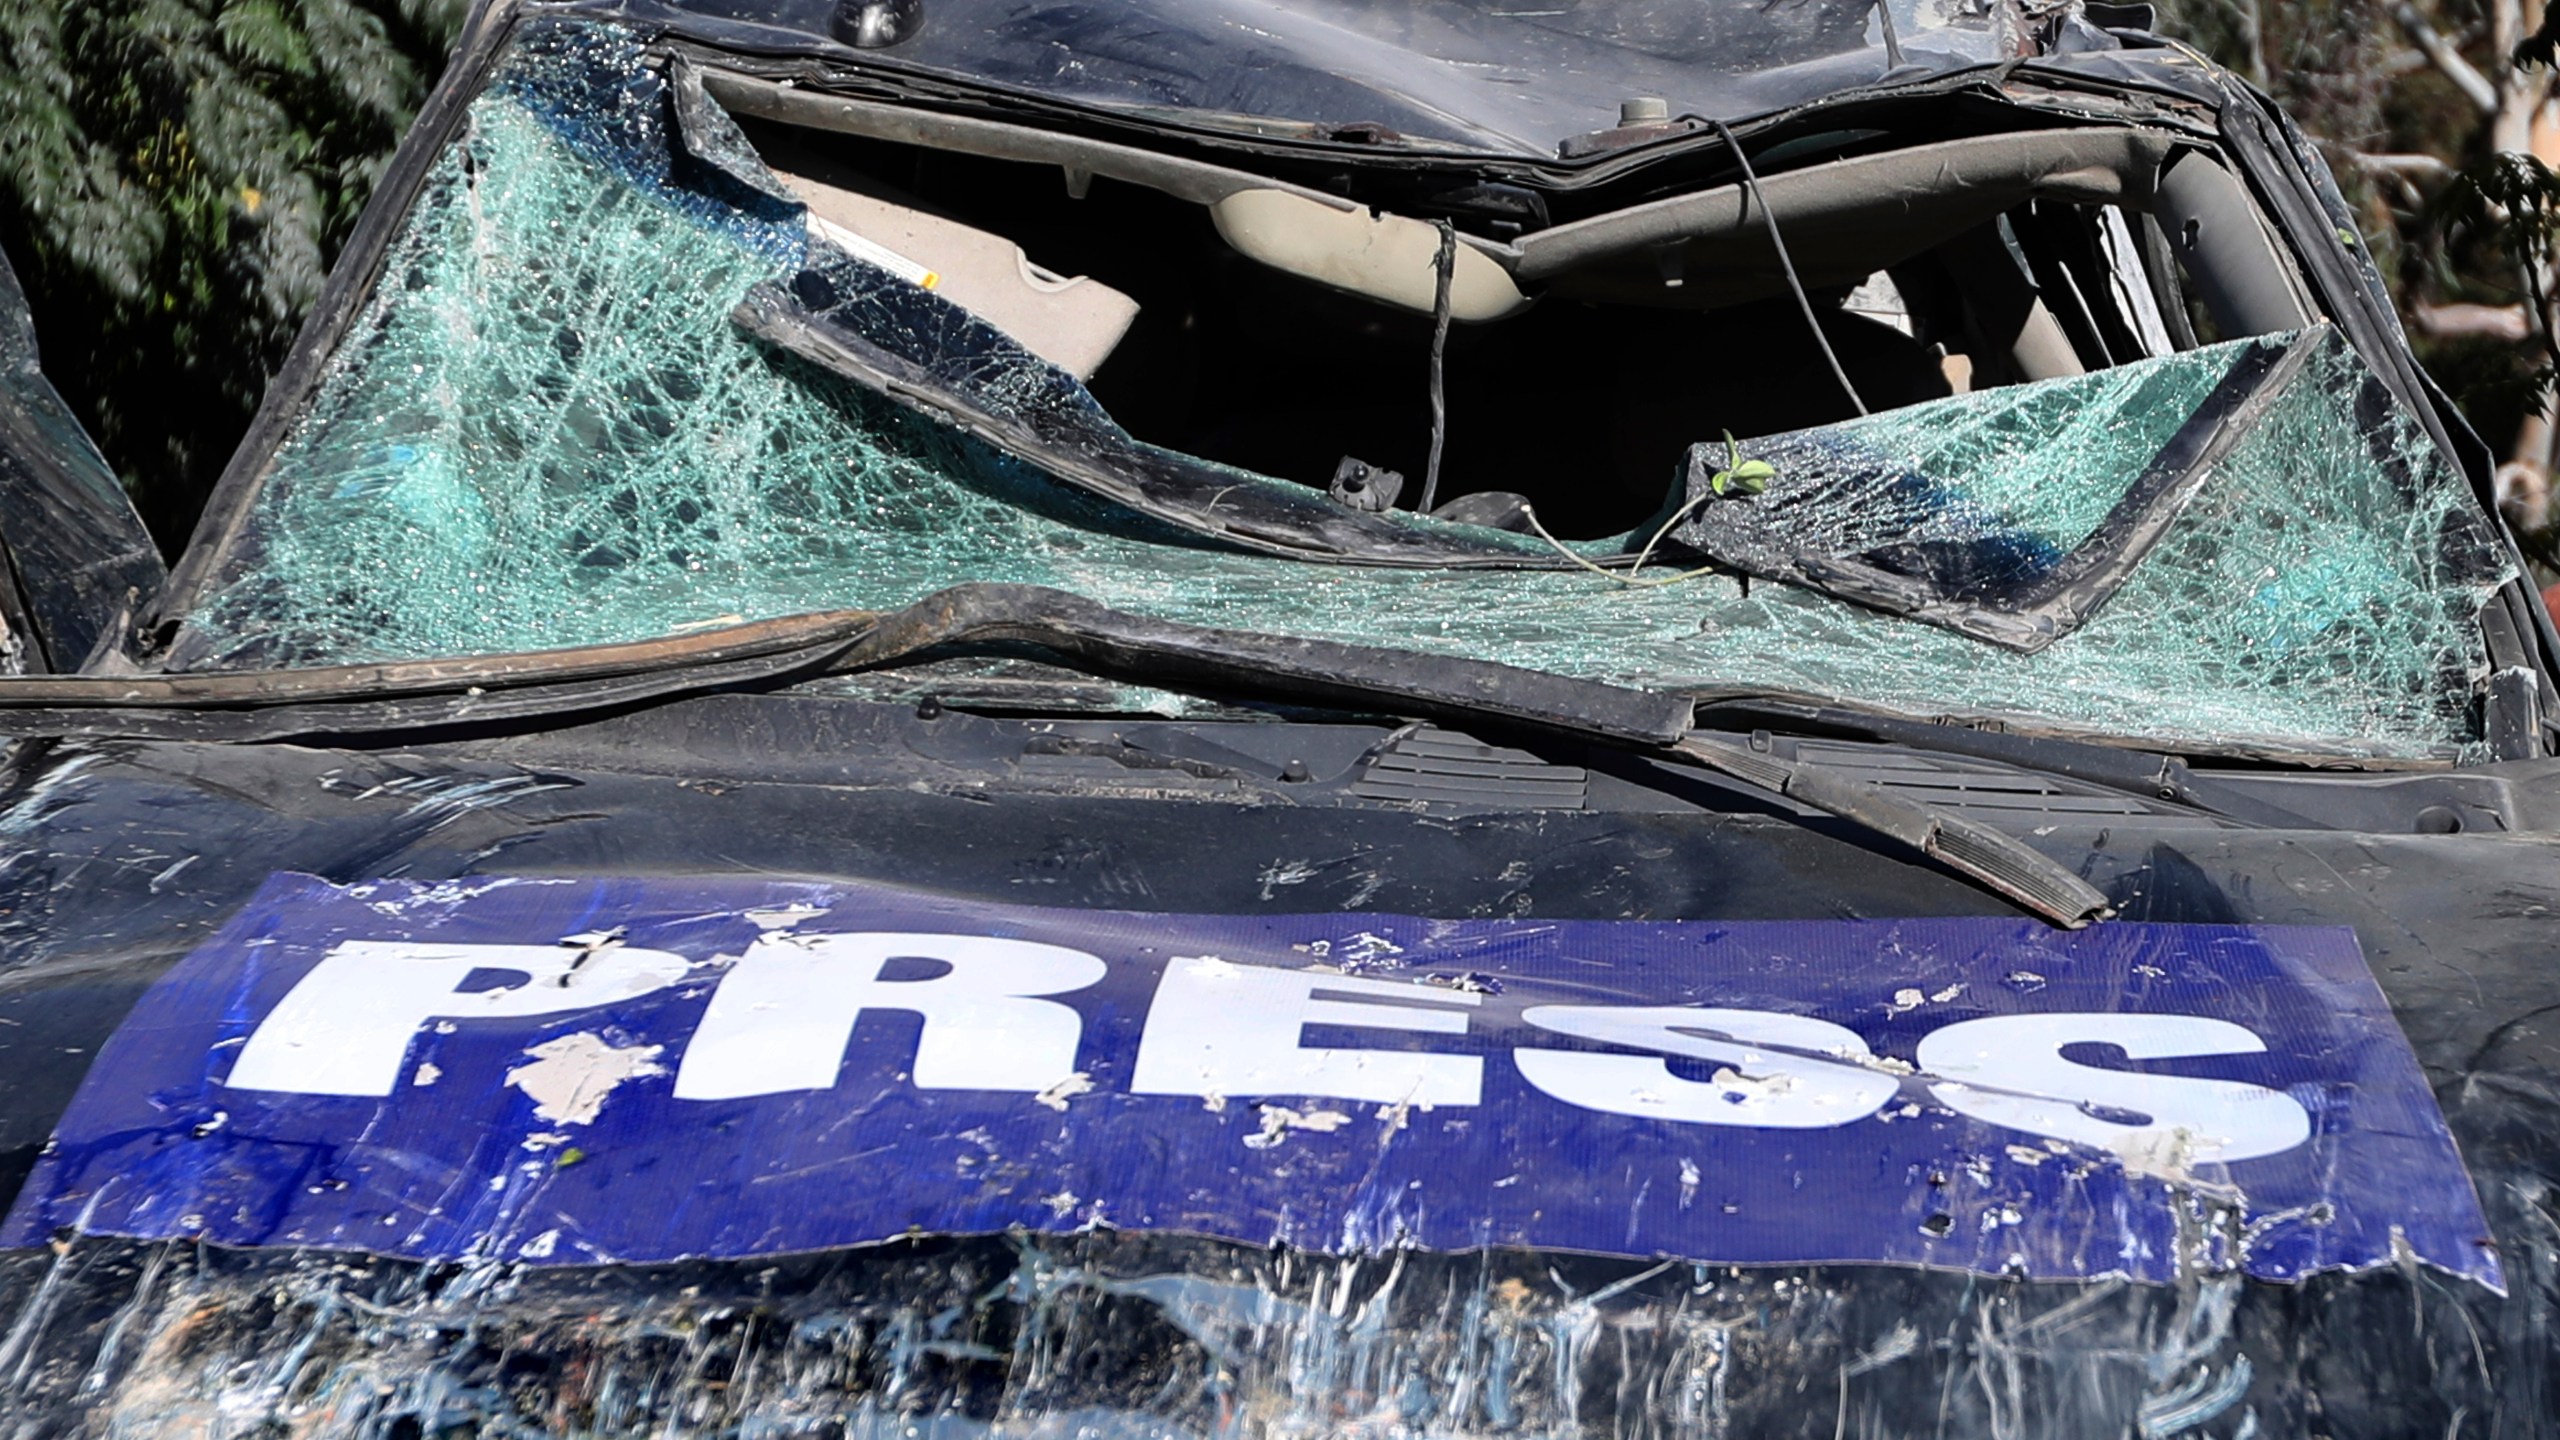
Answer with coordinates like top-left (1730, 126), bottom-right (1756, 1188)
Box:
top-left (2524, 256), bottom-right (2560, 382)
top-left (2389, 0), bottom-right (2503, 113)
top-left (2350, 151), bottom-right (2460, 180)
top-left (2412, 301), bottom-right (2535, 340)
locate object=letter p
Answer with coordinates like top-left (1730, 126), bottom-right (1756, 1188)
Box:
top-left (226, 941), bottom-right (692, 1096)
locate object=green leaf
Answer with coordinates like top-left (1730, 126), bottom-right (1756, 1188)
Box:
top-left (215, 0), bottom-right (315, 77)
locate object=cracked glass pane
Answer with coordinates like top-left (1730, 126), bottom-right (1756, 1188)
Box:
top-left (170, 24), bottom-right (2512, 759)
top-left (1683, 342), bottom-right (2263, 596)
top-left (1670, 330), bottom-right (2511, 657)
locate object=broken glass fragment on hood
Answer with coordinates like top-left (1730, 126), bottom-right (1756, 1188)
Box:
top-left (1671, 329), bottom-right (2510, 653)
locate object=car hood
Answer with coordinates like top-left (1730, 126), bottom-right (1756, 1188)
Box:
top-left (1, 705), bottom-right (2557, 1433)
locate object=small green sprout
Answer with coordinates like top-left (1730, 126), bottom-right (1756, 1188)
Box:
top-left (1707, 432), bottom-right (1775, 497)
top-left (1519, 431), bottom-right (1774, 588)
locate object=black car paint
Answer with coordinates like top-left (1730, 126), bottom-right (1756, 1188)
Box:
top-left (0, 0), bottom-right (2555, 1432)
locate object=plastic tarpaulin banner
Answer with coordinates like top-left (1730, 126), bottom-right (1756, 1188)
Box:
top-left (0, 873), bottom-right (2499, 1287)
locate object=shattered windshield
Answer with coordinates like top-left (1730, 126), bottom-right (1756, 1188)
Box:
top-left (165, 24), bottom-right (2513, 760)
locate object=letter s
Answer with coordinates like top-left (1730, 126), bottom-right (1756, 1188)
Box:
top-left (1514, 1005), bottom-right (1900, 1127)
top-left (1915, 1013), bottom-right (2311, 1163)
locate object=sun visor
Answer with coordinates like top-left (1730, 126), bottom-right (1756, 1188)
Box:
top-left (702, 71), bottom-right (1527, 323)
top-left (1210, 190), bottom-right (1528, 321)
top-left (769, 163), bottom-right (1141, 380)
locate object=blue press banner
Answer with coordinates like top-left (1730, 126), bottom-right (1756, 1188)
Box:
top-left (0, 872), bottom-right (2499, 1287)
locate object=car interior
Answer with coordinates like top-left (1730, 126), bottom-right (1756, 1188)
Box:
top-left (714, 73), bottom-right (2313, 540)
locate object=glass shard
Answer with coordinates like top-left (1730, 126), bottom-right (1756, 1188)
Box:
top-left (1672, 330), bottom-right (2506, 656)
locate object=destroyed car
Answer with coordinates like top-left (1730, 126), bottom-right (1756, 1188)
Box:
top-left (3, 0), bottom-right (2560, 1433)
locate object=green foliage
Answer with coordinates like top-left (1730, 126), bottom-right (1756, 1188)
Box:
top-left (0, 0), bottom-right (464, 550)
top-left (1705, 432), bottom-right (1774, 498)
top-left (2163, 1), bottom-right (2560, 565)
top-left (2161, 0), bottom-right (2416, 298)
top-left (2438, 150), bottom-right (2560, 397)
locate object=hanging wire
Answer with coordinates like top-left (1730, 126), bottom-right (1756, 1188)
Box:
top-left (1417, 219), bottom-right (1459, 514)
top-left (1707, 117), bottom-right (1869, 417)
top-left (1519, 501), bottom-right (1722, 588)
top-left (1873, 0), bottom-right (1907, 69)
top-left (1517, 433), bottom-right (1764, 587)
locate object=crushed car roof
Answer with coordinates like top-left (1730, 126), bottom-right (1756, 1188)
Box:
top-left (574, 0), bottom-right (2051, 154)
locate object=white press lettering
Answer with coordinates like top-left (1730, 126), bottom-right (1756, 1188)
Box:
top-left (1915, 1012), bottom-right (2312, 1163)
top-left (1513, 1005), bottom-right (1900, 1126)
top-left (671, 933), bottom-right (1105, 1099)
top-left (1129, 958), bottom-right (1482, 1106)
top-left (226, 941), bottom-right (690, 1096)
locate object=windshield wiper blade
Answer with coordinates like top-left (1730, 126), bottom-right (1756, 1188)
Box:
top-left (1669, 733), bottom-right (2114, 927)
top-left (850, 591), bottom-right (2109, 925)
top-left (1696, 697), bottom-right (2331, 829)
top-left (0, 587), bottom-right (1692, 744)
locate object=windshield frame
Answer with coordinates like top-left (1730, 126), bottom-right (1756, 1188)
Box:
top-left (105, 4), bottom-right (2553, 772)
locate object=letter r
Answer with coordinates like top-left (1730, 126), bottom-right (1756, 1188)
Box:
top-left (672, 933), bottom-right (1105, 1099)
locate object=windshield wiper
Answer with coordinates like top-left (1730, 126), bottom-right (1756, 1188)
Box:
top-left (0, 584), bottom-right (2111, 926)
top-left (1695, 696), bottom-right (2330, 829)
top-left (1668, 732), bottom-right (2112, 925)
top-left (842, 587), bottom-right (2107, 924)
top-left (839, 584), bottom-right (1696, 742)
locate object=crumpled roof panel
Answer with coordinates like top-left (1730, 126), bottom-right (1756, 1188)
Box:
top-left (582, 0), bottom-right (2005, 153)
